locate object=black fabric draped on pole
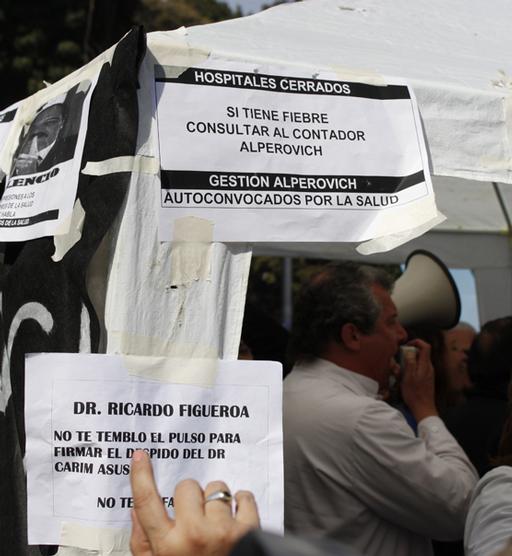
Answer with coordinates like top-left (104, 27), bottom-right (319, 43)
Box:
top-left (0, 26), bottom-right (146, 555)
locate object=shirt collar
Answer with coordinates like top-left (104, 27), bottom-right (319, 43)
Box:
top-left (294, 357), bottom-right (380, 398)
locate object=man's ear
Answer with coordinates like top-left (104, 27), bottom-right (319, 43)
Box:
top-left (340, 323), bottom-right (362, 351)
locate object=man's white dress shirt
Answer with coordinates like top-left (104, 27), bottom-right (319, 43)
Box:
top-left (284, 358), bottom-right (478, 556)
top-left (465, 466), bottom-right (512, 556)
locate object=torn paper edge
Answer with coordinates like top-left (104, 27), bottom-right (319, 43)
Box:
top-left (52, 199), bottom-right (86, 259)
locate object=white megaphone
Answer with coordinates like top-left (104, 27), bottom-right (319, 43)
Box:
top-left (392, 250), bottom-right (461, 330)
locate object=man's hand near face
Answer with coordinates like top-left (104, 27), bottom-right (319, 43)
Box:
top-left (400, 339), bottom-right (438, 423)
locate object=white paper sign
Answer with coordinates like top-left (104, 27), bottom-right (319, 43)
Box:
top-left (155, 60), bottom-right (435, 243)
top-left (0, 77), bottom-right (96, 241)
top-left (25, 354), bottom-right (283, 545)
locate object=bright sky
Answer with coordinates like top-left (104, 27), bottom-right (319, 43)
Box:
top-left (451, 269), bottom-right (480, 330)
top-left (224, 0), bottom-right (279, 15)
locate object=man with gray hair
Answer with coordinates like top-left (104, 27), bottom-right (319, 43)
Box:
top-left (284, 262), bottom-right (477, 556)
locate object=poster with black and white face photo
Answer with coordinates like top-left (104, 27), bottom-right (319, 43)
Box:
top-left (0, 77), bottom-right (96, 240)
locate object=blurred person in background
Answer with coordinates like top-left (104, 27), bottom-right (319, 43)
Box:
top-left (441, 322), bottom-right (476, 406)
top-left (444, 317), bottom-right (512, 477)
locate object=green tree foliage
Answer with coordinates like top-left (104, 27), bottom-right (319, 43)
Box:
top-left (247, 256), bottom-right (401, 326)
top-left (247, 256), bottom-right (335, 325)
top-left (136, 0), bottom-right (241, 32)
top-left (260, 0), bottom-right (297, 13)
top-left (0, 0), bottom-right (138, 108)
top-left (0, 0), bottom-right (241, 109)
top-left (1, 1), bottom-right (82, 107)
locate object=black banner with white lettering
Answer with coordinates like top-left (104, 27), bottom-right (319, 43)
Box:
top-left (160, 170), bottom-right (424, 194)
top-left (0, 210), bottom-right (59, 228)
top-left (156, 66), bottom-right (410, 100)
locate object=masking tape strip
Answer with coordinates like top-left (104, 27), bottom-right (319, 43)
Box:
top-left (355, 193), bottom-right (441, 253)
top-left (332, 65), bottom-right (386, 86)
top-left (123, 355), bottom-right (219, 386)
top-left (108, 330), bottom-right (219, 359)
top-left (170, 216), bottom-right (214, 286)
top-left (109, 331), bottom-right (220, 386)
top-left (173, 215), bottom-right (214, 242)
top-left (82, 155), bottom-right (159, 176)
top-left (60, 522), bottom-right (130, 552)
top-left (356, 211), bottom-right (446, 255)
top-left (52, 198), bottom-right (86, 260)
top-left (148, 32), bottom-right (210, 68)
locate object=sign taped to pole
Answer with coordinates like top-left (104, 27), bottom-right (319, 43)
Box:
top-left (155, 60), bottom-right (438, 243)
top-left (25, 353), bottom-right (283, 545)
top-left (0, 76), bottom-right (97, 241)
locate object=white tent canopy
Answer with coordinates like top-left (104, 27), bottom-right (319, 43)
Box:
top-left (180, 0), bottom-right (512, 185)
top-left (146, 0), bottom-right (512, 325)
top-left (91, 0), bottom-right (512, 378)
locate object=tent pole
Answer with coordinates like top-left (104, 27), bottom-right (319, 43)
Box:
top-left (282, 257), bottom-right (293, 330)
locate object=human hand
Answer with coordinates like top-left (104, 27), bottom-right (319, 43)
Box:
top-left (13, 153), bottom-right (39, 175)
top-left (130, 450), bottom-right (260, 556)
top-left (400, 339), bottom-right (438, 423)
top-left (379, 358), bottom-right (401, 401)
